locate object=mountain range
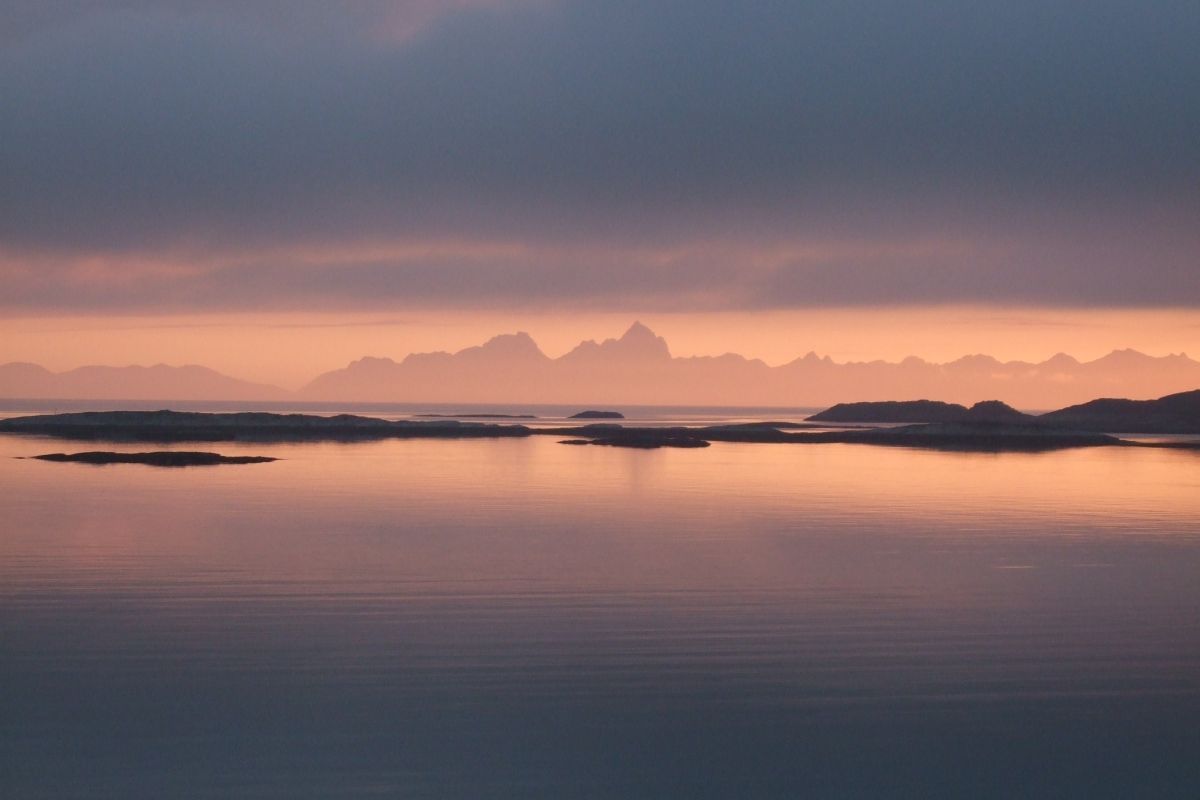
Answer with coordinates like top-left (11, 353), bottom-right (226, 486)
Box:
top-left (3, 322), bottom-right (1199, 408)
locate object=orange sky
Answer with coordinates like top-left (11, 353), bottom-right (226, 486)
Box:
top-left (3, 306), bottom-right (1197, 390)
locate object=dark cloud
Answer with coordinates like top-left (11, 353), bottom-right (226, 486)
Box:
top-left (1, 0), bottom-right (1197, 310)
top-left (6, 219), bottom-right (1197, 313)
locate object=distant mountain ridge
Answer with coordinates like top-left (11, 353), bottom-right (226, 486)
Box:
top-left (0, 362), bottom-right (288, 401)
top-left (299, 323), bottom-right (1200, 408)
top-left (3, 322), bottom-right (1199, 407)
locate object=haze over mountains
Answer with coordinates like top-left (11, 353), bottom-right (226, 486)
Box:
top-left (0, 362), bottom-right (288, 402)
top-left (3, 323), bottom-right (1199, 409)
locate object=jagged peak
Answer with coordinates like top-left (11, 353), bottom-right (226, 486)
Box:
top-left (350, 355), bottom-right (399, 368)
top-left (65, 362), bottom-right (219, 374)
top-left (590, 321), bottom-right (676, 359)
top-left (1083, 348), bottom-right (1168, 369)
top-left (621, 321), bottom-right (656, 340)
top-left (1093, 348), bottom-right (1151, 362)
top-left (445, 331), bottom-right (549, 362)
top-left (617, 322), bottom-right (671, 358)
top-left (783, 351), bottom-right (835, 368)
top-left (482, 330), bottom-right (541, 349)
top-left (949, 353), bottom-right (1001, 368)
top-left (1043, 352), bottom-right (1080, 366)
top-left (485, 330), bottom-right (535, 344)
top-left (562, 322), bottom-right (671, 361)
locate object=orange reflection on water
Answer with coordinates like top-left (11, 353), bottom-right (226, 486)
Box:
top-left (2, 435), bottom-right (1197, 597)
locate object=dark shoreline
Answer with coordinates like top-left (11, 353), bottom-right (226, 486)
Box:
top-left (4, 410), bottom-right (1198, 452)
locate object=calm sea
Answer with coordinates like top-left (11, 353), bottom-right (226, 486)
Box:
top-left (2, 414), bottom-right (1199, 797)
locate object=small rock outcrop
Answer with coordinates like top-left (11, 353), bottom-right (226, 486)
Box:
top-left (31, 451), bottom-right (276, 467)
top-left (809, 399), bottom-right (1032, 424)
top-left (807, 400), bottom-right (969, 423)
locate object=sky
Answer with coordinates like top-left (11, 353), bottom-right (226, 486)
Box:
top-left (1, 1), bottom-right (1198, 387)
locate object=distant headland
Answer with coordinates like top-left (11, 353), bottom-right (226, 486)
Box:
top-left (809, 390), bottom-right (1200, 434)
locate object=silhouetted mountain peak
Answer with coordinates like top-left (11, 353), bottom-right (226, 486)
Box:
top-left (1091, 348), bottom-right (1153, 366)
top-left (487, 331), bottom-right (537, 349)
top-left (621, 321), bottom-right (653, 340)
top-left (802, 351), bottom-right (834, 364)
top-left (1043, 352), bottom-right (1080, 369)
top-left (461, 331), bottom-right (547, 361)
top-left (562, 322), bottom-right (671, 362)
top-left (628, 324), bottom-right (671, 357)
top-left (1, 361), bottom-right (53, 375)
top-left (782, 351), bottom-right (832, 368)
top-left (350, 356), bottom-right (399, 368)
top-left (614, 322), bottom-right (671, 356)
top-left (949, 354), bottom-right (1002, 369)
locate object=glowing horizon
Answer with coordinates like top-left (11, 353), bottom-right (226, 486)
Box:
top-left (1, 307), bottom-right (1198, 392)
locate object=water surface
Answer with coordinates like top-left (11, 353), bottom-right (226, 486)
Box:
top-left (2, 431), bottom-right (1199, 797)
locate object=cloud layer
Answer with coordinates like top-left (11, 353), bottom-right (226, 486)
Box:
top-left (2, 1), bottom-right (1197, 312)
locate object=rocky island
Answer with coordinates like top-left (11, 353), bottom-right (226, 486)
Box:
top-left (29, 451), bottom-right (277, 467)
top-left (808, 400), bottom-right (1033, 424)
top-left (557, 427), bottom-right (709, 448)
top-left (0, 410), bottom-right (532, 442)
top-left (415, 413), bottom-right (536, 419)
top-left (2, 390), bottom-right (1198, 452)
top-left (806, 390), bottom-right (1200, 433)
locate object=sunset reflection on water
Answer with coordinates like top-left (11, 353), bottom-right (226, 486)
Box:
top-left (2, 435), bottom-right (1198, 797)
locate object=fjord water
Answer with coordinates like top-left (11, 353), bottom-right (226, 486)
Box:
top-left (2, 434), bottom-right (1199, 798)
